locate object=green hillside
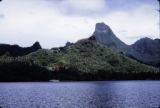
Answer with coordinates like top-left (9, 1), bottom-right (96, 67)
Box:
top-left (0, 39), bottom-right (159, 81)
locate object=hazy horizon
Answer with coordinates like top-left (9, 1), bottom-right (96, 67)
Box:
top-left (0, 0), bottom-right (159, 48)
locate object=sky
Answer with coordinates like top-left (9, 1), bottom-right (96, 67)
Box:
top-left (0, 0), bottom-right (159, 48)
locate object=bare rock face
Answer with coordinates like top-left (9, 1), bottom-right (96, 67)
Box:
top-left (91, 22), bottom-right (160, 67)
top-left (92, 22), bottom-right (129, 52)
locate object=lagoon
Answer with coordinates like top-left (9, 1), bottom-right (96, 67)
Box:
top-left (0, 81), bottom-right (160, 108)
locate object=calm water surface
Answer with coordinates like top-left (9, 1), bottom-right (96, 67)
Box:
top-left (0, 81), bottom-right (160, 108)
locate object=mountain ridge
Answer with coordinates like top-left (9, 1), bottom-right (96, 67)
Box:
top-left (91, 22), bottom-right (160, 67)
top-left (0, 41), bottom-right (41, 57)
top-left (0, 23), bottom-right (159, 81)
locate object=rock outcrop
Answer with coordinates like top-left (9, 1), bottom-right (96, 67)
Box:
top-left (92, 22), bottom-right (128, 52)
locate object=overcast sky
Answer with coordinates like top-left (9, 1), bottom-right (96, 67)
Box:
top-left (0, 0), bottom-right (159, 48)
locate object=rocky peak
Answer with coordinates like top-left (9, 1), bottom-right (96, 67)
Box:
top-left (92, 22), bottom-right (128, 51)
top-left (95, 22), bottom-right (112, 33)
top-left (32, 41), bottom-right (42, 49)
top-left (89, 22), bottom-right (160, 67)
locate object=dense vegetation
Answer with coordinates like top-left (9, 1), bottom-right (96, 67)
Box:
top-left (0, 39), bottom-right (159, 81)
top-left (0, 62), bottom-right (51, 81)
top-left (0, 41), bottom-right (41, 56)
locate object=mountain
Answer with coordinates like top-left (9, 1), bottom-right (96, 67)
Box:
top-left (91, 22), bottom-right (160, 67)
top-left (130, 38), bottom-right (160, 66)
top-left (21, 39), bottom-right (158, 80)
top-left (0, 39), bottom-right (158, 81)
top-left (0, 24), bottom-right (159, 81)
top-left (0, 41), bottom-right (41, 57)
top-left (92, 22), bottom-right (129, 52)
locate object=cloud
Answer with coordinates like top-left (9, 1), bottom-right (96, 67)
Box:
top-left (102, 4), bottom-right (159, 44)
top-left (45, 0), bottom-right (107, 16)
top-left (0, 0), bottom-right (159, 48)
top-left (58, 0), bottom-right (107, 16)
top-left (0, 0), bottom-right (97, 48)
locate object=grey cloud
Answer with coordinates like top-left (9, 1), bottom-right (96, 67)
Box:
top-left (45, 0), bottom-right (108, 16)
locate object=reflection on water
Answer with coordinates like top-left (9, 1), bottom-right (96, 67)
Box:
top-left (0, 81), bottom-right (160, 108)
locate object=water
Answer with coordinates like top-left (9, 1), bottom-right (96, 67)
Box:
top-left (0, 81), bottom-right (160, 108)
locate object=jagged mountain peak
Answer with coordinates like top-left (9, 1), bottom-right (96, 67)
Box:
top-left (92, 22), bottom-right (128, 51)
top-left (91, 22), bottom-right (160, 66)
top-left (32, 41), bottom-right (41, 49)
top-left (0, 41), bottom-right (42, 56)
top-left (95, 22), bottom-right (111, 33)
